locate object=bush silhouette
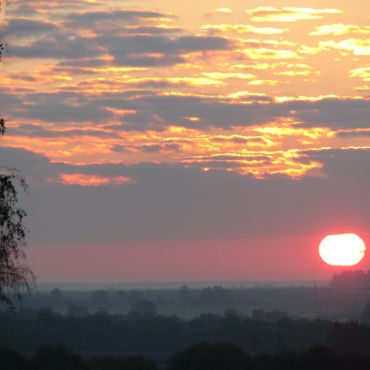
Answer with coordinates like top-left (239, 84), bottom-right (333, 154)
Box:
top-left (0, 348), bottom-right (28, 370)
top-left (31, 346), bottom-right (89, 370)
top-left (90, 355), bottom-right (158, 370)
top-left (168, 342), bottom-right (251, 370)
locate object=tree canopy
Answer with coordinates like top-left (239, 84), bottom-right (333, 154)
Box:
top-left (0, 1), bottom-right (33, 309)
top-left (0, 168), bottom-right (33, 308)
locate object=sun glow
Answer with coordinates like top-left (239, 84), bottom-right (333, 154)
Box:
top-left (319, 233), bottom-right (366, 266)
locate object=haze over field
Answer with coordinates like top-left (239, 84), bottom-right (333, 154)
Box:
top-left (0, 0), bottom-right (369, 283)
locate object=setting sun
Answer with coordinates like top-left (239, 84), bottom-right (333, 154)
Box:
top-left (319, 233), bottom-right (366, 266)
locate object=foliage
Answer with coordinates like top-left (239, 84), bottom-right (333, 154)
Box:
top-left (0, 347), bottom-right (28, 370)
top-left (0, 310), bottom-right (334, 355)
top-left (0, 168), bottom-right (33, 308)
top-left (31, 346), bottom-right (89, 370)
top-left (360, 302), bottom-right (370, 324)
top-left (0, 117), bottom-right (5, 135)
top-left (168, 342), bottom-right (252, 370)
top-left (0, 1), bottom-right (8, 60)
top-left (0, 5), bottom-right (33, 308)
top-left (326, 321), bottom-right (370, 355)
top-left (2, 343), bottom-right (370, 370)
top-left (0, 0), bottom-right (5, 135)
top-left (90, 356), bottom-right (159, 370)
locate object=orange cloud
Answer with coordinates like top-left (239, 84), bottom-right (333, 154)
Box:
top-left (215, 8), bottom-right (233, 14)
top-left (311, 24), bottom-right (370, 36)
top-left (243, 48), bottom-right (300, 60)
top-left (201, 72), bottom-right (255, 80)
top-left (57, 174), bottom-right (134, 187)
top-left (248, 80), bottom-right (278, 85)
top-left (126, 76), bottom-right (224, 87)
top-left (350, 67), bottom-right (370, 82)
top-left (201, 24), bottom-right (288, 35)
top-left (320, 38), bottom-right (370, 56)
top-left (246, 7), bottom-right (341, 23)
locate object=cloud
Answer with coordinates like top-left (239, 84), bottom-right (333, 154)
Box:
top-left (2, 2), bottom-right (369, 192)
top-left (141, 144), bottom-right (162, 153)
top-left (336, 130), bottom-right (370, 138)
top-left (7, 8), bottom-right (231, 68)
top-left (311, 24), bottom-right (370, 36)
top-left (8, 0), bottom-right (104, 15)
top-left (246, 7), bottom-right (342, 23)
top-left (291, 98), bottom-right (370, 128)
top-left (104, 34), bottom-right (231, 57)
top-left (139, 143), bottom-right (181, 153)
top-left (118, 94), bottom-right (370, 130)
top-left (124, 76), bottom-right (224, 88)
top-left (115, 93), bottom-right (285, 130)
top-left (215, 8), bottom-right (233, 15)
top-left (110, 144), bottom-right (129, 153)
top-left (201, 24), bottom-right (288, 35)
top-left (123, 25), bottom-right (182, 35)
top-left (2, 146), bottom-right (370, 247)
top-left (9, 124), bottom-right (119, 138)
top-left (55, 173), bottom-right (134, 187)
top-left (248, 80), bottom-right (279, 85)
top-left (350, 67), bottom-right (370, 82)
top-left (302, 147), bottom-right (370, 182)
top-left (11, 33), bottom-right (102, 59)
top-left (11, 92), bottom-right (114, 123)
top-left (245, 48), bottom-right (300, 59)
top-left (201, 72), bottom-right (254, 80)
top-left (2, 18), bottom-right (57, 37)
top-left (319, 38), bottom-right (370, 56)
top-left (63, 10), bottom-right (173, 29)
top-left (3, 88), bottom-right (369, 131)
top-left (212, 135), bottom-right (272, 146)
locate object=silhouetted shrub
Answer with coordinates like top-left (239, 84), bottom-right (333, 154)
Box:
top-left (31, 346), bottom-right (89, 370)
top-left (90, 355), bottom-right (158, 370)
top-left (0, 348), bottom-right (28, 370)
top-left (326, 321), bottom-right (370, 355)
top-left (167, 342), bottom-right (251, 370)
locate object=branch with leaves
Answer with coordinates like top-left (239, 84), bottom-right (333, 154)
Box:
top-left (0, 168), bottom-right (34, 309)
top-left (0, 0), bottom-right (34, 309)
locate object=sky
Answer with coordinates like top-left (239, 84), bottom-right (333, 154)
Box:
top-left (0, 0), bottom-right (369, 283)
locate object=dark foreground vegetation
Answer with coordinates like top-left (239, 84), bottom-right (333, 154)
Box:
top-left (2, 343), bottom-right (370, 370)
top-left (2, 309), bottom-right (370, 360)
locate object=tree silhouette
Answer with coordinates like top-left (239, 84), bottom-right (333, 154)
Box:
top-left (0, 1), bottom-right (33, 309)
top-left (90, 356), bottom-right (159, 370)
top-left (0, 348), bottom-right (28, 370)
top-left (0, 169), bottom-right (33, 308)
top-left (31, 346), bottom-right (89, 370)
top-left (0, 118), bottom-right (5, 135)
top-left (1, 0), bottom-right (6, 136)
top-left (168, 343), bottom-right (252, 370)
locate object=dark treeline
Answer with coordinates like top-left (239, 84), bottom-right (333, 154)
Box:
top-left (2, 343), bottom-right (370, 370)
top-left (330, 270), bottom-right (370, 290)
top-left (0, 346), bottom-right (157, 370)
top-left (22, 270), bottom-right (370, 321)
top-left (21, 283), bottom-right (370, 320)
top-left (2, 309), bottom-right (370, 358)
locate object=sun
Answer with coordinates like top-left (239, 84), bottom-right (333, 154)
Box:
top-left (319, 233), bottom-right (366, 266)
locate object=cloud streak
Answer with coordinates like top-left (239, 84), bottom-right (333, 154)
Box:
top-left (245, 7), bottom-right (341, 23)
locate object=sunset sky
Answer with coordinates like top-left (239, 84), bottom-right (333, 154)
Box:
top-left (1, 0), bottom-right (369, 283)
